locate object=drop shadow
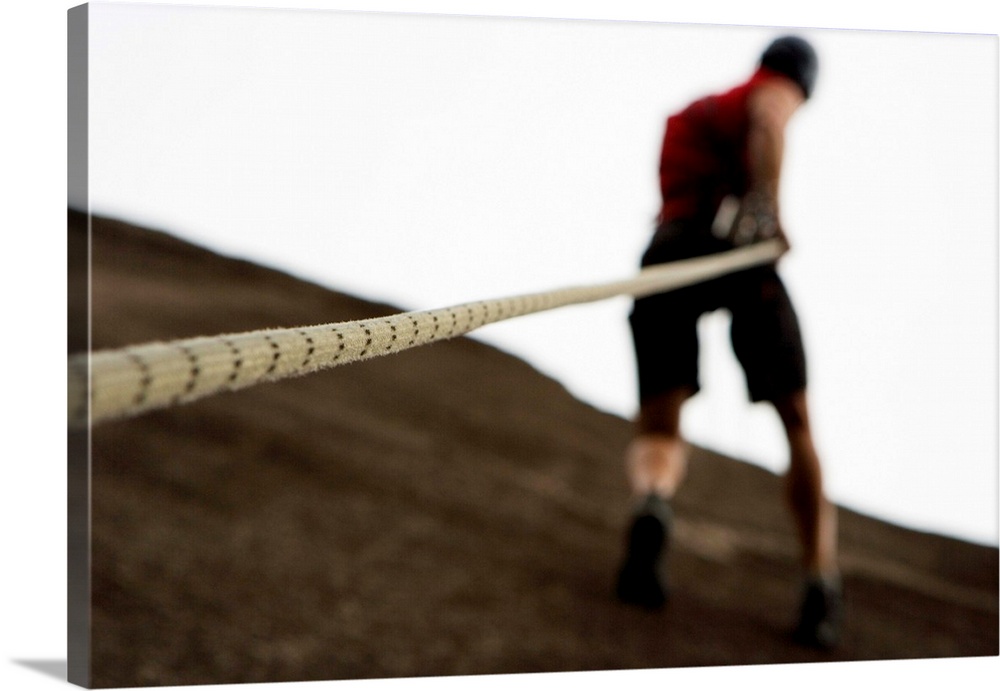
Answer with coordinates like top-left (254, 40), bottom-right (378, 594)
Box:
top-left (12, 659), bottom-right (67, 682)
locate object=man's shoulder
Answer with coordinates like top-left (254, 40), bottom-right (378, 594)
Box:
top-left (747, 77), bottom-right (804, 129)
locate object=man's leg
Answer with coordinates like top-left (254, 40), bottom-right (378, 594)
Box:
top-left (626, 387), bottom-right (694, 499)
top-left (615, 387), bottom-right (693, 609)
top-left (622, 247), bottom-right (706, 609)
top-left (772, 389), bottom-right (843, 648)
top-left (772, 390), bottom-right (838, 577)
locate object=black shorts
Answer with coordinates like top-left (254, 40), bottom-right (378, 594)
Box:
top-left (630, 219), bottom-right (807, 404)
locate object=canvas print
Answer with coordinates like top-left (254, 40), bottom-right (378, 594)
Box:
top-left (68, 2), bottom-right (998, 688)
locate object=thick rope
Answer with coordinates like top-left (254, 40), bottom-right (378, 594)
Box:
top-left (68, 239), bottom-right (784, 429)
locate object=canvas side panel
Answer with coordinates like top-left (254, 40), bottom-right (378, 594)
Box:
top-left (67, 3), bottom-right (91, 688)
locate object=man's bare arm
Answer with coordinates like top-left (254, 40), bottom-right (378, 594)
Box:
top-left (737, 77), bottom-right (804, 251)
top-left (746, 77), bottom-right (803, 203)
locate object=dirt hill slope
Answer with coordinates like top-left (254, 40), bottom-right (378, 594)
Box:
top-left (70, 210), bottom-right (998, 688)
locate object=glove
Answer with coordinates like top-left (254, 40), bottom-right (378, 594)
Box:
top-left (729, 190), bottom-right (783, 246)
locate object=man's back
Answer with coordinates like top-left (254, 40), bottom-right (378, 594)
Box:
top-left (658, 68), bottom-right (795, 225)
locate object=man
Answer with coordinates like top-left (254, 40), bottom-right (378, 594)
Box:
top-left (615, 36), bottom-right (842, 650)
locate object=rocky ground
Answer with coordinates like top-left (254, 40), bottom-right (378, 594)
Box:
top-left (70, 211), bottom-right (998, 688)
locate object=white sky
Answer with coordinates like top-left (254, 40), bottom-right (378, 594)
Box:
top-left (0, 2), bottom-right (997, 691)
top-left (83, 2), bottom-right (998, 548)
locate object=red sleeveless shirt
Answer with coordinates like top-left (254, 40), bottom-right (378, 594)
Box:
top-left (658, 67), bottom-right (785, 223)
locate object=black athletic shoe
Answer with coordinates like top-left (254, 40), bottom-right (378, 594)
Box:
top-left (615, 493), bottom-right (673, 609)
top-left (792, 577), bottom-right (843, 650)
